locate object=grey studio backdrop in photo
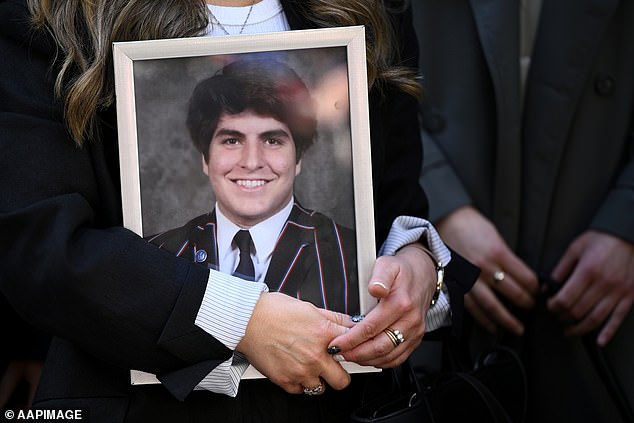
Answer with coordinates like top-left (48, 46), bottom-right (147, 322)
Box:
top-left (133, 47), bottom-right (357, 237)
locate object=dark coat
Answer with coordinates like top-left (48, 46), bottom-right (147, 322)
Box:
top-left (149, 203), bottom-right (359, 315)
top-left (414, 1), bottom-right (634, 421)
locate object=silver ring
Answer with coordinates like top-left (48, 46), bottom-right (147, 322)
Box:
top-left (493, 270), bottom-right (505, 284)
top-left (303, 382), bottom-right (325, 396)
top-left (383, 327), bottom-right (405, 348)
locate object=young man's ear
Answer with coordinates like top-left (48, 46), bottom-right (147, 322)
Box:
top-left (295, 159), bottom-right (302, 176)
top-left (202, 154), bottom-right (209, 176)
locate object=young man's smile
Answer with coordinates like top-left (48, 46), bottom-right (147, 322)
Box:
top-left (234, 179), bottom-right (268, 189)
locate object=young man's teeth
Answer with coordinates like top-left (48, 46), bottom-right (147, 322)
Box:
top-left (237, 180), bottom-right (265, 188)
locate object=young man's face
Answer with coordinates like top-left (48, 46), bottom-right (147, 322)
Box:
top-left (203, 110), bottom-right (302, 228)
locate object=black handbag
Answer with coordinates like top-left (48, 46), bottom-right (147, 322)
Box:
top-left (350, 345), bottom-right (527, 423)
top-left (350, 360), bottom-right (435, 423)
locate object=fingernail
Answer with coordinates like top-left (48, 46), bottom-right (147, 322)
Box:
top-left (372, 281), bottom-right (388, 291)
top-left (351, 314), bottom-right (365, 323)
top-left (333, 354), bottom-right (345, 362)
top-left (327, 346), bottom-right (342, 355)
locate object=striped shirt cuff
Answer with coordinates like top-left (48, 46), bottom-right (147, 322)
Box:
top-left (194, 352), bottom-right (250, 397)
top-left (194, 270), bottom-right (268, 396)
top-left (380, 216), bottom-right (452, 332)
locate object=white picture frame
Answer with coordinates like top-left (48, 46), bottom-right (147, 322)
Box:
top-left (113, 26), bottom-right (377, 383)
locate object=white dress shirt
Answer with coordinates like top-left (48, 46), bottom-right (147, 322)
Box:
top-left (216, 199), bottom-right (294, 282)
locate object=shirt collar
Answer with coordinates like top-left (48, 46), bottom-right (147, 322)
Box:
top-left (215, 198), bottom-right (294, 263)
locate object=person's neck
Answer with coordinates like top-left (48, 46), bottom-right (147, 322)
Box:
top-left (206, 0), bottom-right (259, 6)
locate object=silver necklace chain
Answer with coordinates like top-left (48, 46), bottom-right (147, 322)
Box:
top-left (208, 0), bottom-right (255, 36)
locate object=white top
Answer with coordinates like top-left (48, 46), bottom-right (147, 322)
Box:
top-left (206, 0), bottom-right (289, 36)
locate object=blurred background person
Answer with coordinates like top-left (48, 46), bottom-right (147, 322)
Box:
top-left (413, 1), bottom-right (634, 422)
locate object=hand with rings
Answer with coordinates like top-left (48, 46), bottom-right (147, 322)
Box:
top-left (434, 206), bottom-right (539, 335)
top-left (471, 260), bottom-right (538, 336)
top-left (236, 292), bottom-right (352, 395)
top-left (324, 243), bottom-right (432, 369)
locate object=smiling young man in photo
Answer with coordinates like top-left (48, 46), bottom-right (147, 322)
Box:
top-left (148, 58), bottom-right (358, 315)
top-left (205, 111), bottom-right (301, 231)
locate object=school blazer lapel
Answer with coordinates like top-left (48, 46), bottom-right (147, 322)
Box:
top-left (264, 205), bottom-right (355, 313)
top-left (265, 206), bottom-right (317, 298)
top-left (179, 212), bottom-right (220, 270)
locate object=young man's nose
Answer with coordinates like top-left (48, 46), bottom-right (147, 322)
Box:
top-left (239, 141), bottom-right (263, 169)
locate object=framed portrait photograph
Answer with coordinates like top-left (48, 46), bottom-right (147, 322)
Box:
top-left (113, 27), bottom-right (377, 382)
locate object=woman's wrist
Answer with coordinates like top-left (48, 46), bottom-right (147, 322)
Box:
top-left (399, 242), bottom-right (445, 306)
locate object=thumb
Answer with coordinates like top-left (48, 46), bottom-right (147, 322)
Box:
top-left (367, 256), bottom-right (400, 299)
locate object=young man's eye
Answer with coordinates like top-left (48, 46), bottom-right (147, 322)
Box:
top-left (265, 138), bottom-right (282, 145)
top-left (222, 138), bottom-right (240, 145)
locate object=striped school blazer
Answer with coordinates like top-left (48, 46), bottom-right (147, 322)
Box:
top-left (148, 203), bottom-right (359, 315)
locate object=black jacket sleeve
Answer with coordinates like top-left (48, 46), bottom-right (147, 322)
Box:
top-left (0, 0), bottom-right (229, 397)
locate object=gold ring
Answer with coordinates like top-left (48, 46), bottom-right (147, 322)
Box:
top-left (383, 327), bottom-right (405, 348)
top-left (303, 382), bottom-right (325, 396)
top-left (493, 270), bottom-right (505, 284)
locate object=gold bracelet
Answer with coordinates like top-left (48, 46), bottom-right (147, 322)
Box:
top-left (420, 246), bottom-right (445, 306)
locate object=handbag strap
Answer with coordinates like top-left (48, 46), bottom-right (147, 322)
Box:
top-left (391, 359), bottom-right (422, 396)
top-left (350, 360), bottom-right (437, 423)
top-left (418, 342), bottom-right (526, 423)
